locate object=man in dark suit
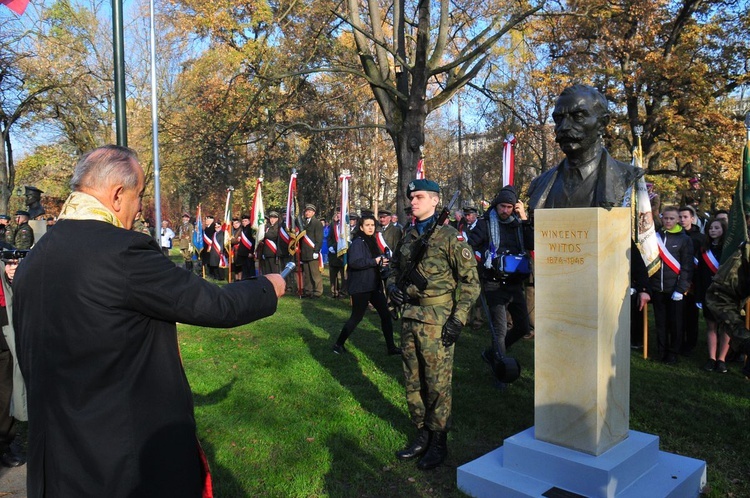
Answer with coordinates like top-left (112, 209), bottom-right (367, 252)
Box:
top-left (12, 145), bottom-right (285, 498)
top-left (527, 84), bottom-right (642, 213)
top-left (300, 204), bottom-right (323, 297)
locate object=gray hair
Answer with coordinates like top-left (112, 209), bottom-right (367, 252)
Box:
top-left (70, 145), bottom-right (140, 192)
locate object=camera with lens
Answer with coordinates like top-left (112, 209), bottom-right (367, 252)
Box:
top-left (1, 249), bottom-right (29, 262)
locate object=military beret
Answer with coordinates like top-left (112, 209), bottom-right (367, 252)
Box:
top-left (378, 210), bottom-right (392, 217)
top-left (464, 206), bottom-right (478, 214)
top-left (25, 186), bottom-right (43, 194)
top-left (0, 215), bottom-right (10, 221)
top-left (304, 204), bottom-right (317, 213)
top-left (268, 211), bottom-right (280, 218)
top-left (15, 210), bottom-right (30, 217)
top-left (407, 179), bottom-right (440, 198)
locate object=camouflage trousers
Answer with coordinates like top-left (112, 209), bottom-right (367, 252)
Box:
top-left (401, 318), bottom-right (454, 432)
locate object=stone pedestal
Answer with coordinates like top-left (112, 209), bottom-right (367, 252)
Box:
top-left (534, 208), bottom-right (630, 456)
top-left (456, 208), bottom-right (706, 497)
top-left (29, 220), bottom-right (47, 243)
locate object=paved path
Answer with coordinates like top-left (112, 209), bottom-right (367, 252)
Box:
top-left (0, 464), bottom-right (26, 497)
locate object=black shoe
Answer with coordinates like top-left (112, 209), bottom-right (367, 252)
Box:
top-left (396, 428), bottom-right (431, 460)
top-left (333, 344), bottom-right (347, 354)
top-left (703, 359), bottom-right (716, 371)
top-left (387, 347), bottom-right (402, 356)
top-left (1, 435), bottom-right (25, 468)
top-left (715, 360), bottom-right (727, 373)
top-left (417, 431), bottom-right (447, 470)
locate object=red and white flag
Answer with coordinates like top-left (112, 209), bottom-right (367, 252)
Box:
top-left (1, 0), bottom-right (30, 15)
top-left (250, 178), bottom-right (265, 248)
top-left (286, 171), bottom-right (298, 234)
top-left (502, 135), bottom-right (516, 187)
top-left (415, 156), bottom-right (425, 180)
top-left (338, 172), bottom-right (351, 257)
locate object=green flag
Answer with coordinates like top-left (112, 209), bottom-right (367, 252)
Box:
top-left (721, 142), bottom-right (750, 264)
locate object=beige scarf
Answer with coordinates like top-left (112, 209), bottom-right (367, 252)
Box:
top-left (57, 191), bottom-right (124, 229)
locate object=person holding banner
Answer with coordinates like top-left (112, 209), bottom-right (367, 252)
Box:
top-left (234, 215), bottom-right (256, 279)
top-left (300, 204), bottom-right (323, 298)
top-left (260, 212), bottom-right (281, 275)
top-left (327, 209), bottom-right (348, 298)
top-left (649, 206), bottom-right (694, 364)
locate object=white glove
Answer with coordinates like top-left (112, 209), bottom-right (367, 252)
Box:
top-left (329, 247), bottom-right (335, 254)
top-left (696, 302), bottom-right (703, 309)
top-left (630, 287), bottom-right (636, 296)
top-left (671, 291), bottom-right (683, 301)
top-left (313, 253), bottom-right (319, 260)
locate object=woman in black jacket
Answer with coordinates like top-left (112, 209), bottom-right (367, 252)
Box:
top-left (696, 217), bottom-right (728, 372)
top-left (333, 214), bottom-right (400, 356)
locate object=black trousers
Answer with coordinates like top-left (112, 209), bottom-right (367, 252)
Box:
top-left (0, 349), bottom-right (16, 451)
top-left (336, 289), bottom-right (396, 350)
top-left (651, 291), bottom-right (684, 358)
top-left (484, 281), bottom-right (529, 355)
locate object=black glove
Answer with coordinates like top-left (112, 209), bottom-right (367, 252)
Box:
top-left (441, 316), bottom-right (463, 347)
top-left (388, 284), bottom-right (405, 307)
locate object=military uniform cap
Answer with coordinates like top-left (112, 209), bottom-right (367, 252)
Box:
top-left (25, 186), bottom-right (43, 194)
top-left (268, 211), bottom-right (280, 218)
top-left (349, 212), bottom-right (360, 220)
top-left (15, 210), bottom-right (30, 217)
top-left (205, 214), bottom-right (214, 219)
top-left (464, 206), bottom-right (478, 214)
top-left (0, 215), bottom-right (10, 220)
top-left (407, 179), bottom-right (440, 198)
top-left (304, 204), bottom-right (317, 213)
top-left (182, 213), bottom-right (190, 218)
top-left (378, 210), bottom-right (392, 217)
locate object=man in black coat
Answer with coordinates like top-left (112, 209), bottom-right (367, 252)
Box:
top-left (12, 145), bottom-right (285, 498)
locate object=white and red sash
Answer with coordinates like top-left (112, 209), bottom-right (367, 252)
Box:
top-left (302, 233), bottom-right (315, 249)
top-left (240, 231), bottom-right (253, 251)
top-left (279, 226), bottom-right (291, 244)
top-left (474, 251), bottom-right (482, 262)
top-left (656, 232), bottom-right (680, 275)
top-left (375, 232), bottom-right (389, 254)
top-left (203, 232), bottom-right (212, 249)
top-left (264, 238), bottom-right (278, 254)
top-left (701, 249), bottom-right (719, 274)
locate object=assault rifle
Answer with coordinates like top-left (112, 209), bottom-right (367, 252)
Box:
top-left (388, 190), bottom-right (460, 320)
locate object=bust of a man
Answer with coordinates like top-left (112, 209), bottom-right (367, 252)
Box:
top-left (527, 84), bottom-right (642, 212)
top-left (24, 186), bottom-right (46, 220)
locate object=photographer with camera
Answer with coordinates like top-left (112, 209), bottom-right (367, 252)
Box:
top-left (333, 212), bottom-right (400, 356)
top-left (477, 186), bottom-right (534, 358)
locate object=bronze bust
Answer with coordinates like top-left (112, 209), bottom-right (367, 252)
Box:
top-left (527, 85), bottom-right (642, 212)
top-left (24, 186), bottom-right (46, 220)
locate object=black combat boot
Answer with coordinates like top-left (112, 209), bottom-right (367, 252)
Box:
top-left (395, 428), bottom-right (431, 460)
top-left (417, 430), bottom-right (447, 470)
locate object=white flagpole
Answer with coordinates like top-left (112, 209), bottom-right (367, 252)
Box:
top-left (149, 0), bottom-right (162, 239)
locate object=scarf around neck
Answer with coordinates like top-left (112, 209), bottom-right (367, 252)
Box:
top-left (57, 191), bottom-right (125, 229)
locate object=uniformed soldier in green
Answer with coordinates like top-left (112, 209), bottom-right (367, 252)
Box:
top-left (704, 243), bottom-right (750, 378)
top-left (387, 179), bottom-right (480, 470)
top-left (11, 211), bottom-right (34, 249)
top-left (177, 213), bottom-right (195, 271)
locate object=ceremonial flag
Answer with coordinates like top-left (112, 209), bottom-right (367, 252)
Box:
top-left (286, 170), bottom-right (299, 235)
top-left (250, 177), bottom-right (265, 248)
top-left (192, 204), bottom-right (204, 255)
top-left (630, 145), bottom-right (660, 276)
top-left (338, 172), bottom-right (351, 258)
top-left (502, 134), bottom-right (516, 187)
top-left (722, 139), bottom-right (750, 264)
top-left (220, 188), bottom-right (233, 268)
top-left (1, 0), bottom-right (30, 15)
top-left (415, 156), bottom-right (425, 180)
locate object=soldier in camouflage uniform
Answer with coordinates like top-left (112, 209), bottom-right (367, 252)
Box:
top-left (11, 211), bottom-right (34, 250)
top-left (705, 242), bottom-right (750, 378)
top-left (386, 179), bottom-right (480, 470)
top-left (177, 213), bottom-right (195, 272)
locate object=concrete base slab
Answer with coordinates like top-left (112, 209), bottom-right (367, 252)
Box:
top-left (457, 428), bottom-right (706, 498)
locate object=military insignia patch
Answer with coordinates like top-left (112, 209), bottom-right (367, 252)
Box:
top-left (408, 181), bottom-right (415, 191)
top-left (461, 248), bottom-right (472, 260)
top-left (456, 234), bottom-right (465, 242)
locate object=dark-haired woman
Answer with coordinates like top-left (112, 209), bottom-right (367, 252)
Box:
top-left (333, 214), bottom-right (401, 356)
top-left (696, 217), bottom-right (729, 372)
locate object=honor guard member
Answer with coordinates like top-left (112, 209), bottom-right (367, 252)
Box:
top-left (327, 209), bottom-right (348, 298)
top-left (177, 213), bottom-right (194, 271)
top-left (235, 214), bottom-right (256, 279)
top-left (12, 211), bottom-right (34, 250)
top-left (201, 215), bottom-right (216, 273)
top-left (378, 209), bottom-right (401, 251)
top-left (387, 179), bottom-right (480, 470)
top-left (261, 211), bottom-right (281, 275)
top-left (300, 204), bottom-right (324, 298)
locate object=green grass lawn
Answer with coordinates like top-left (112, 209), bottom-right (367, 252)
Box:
top-left (177, 274), bottom-right (750, 497)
